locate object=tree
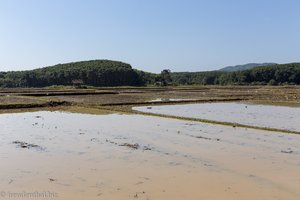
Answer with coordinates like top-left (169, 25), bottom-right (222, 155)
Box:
top-left (160, 69), bottom-right (172, 86)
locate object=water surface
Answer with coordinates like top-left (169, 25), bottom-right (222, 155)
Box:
top-left (134, 102), bottom-right (300, 131)
top-left (0, 111), bottom-right (300, 200)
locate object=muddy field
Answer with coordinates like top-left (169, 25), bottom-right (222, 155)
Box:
top-left (1, 111), bottom-right (300, 200)
top-left (1, 86), bottom-right (300, 109)
top-left (0, 86), bottom-right (300, 200)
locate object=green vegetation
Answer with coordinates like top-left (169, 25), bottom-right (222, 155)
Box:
top-left (0, 60), bottom-right (299, 87)
top-left (171, 63), bottom-right (300, 85)
top-left (0, 60), bottom-right (147, 87)
top-left (153, 69), bottom-right (173, 86)
top-left (218, 63), bottom-right (276, 72)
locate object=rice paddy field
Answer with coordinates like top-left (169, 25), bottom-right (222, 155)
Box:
top-left (0, 86), bottom-right (300, 200)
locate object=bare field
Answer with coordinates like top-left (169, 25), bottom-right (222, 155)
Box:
top-left (0, 96), bottom-right (46, 105)
top-left (1, 86), bottom-right (300, 108)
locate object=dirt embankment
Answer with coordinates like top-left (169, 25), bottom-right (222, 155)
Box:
top-left (0, 101), bottom-right (71, 110)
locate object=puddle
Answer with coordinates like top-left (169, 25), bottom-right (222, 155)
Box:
top-left (0, 111), bottom-right (300, 199)
top-left (134, 102), bottom-right (300, 131)
top-left (149, 98), bottom-right (196, 102)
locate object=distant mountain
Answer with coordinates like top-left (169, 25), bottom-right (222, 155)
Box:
top-left (219, 63), bottom-right (277, 72)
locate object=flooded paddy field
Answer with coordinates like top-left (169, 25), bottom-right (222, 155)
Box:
top-left (134, 102), bottom-right (300, 132)
top-left (1, 86), bottom-right (300, 199)
top-left (1, 111), bottom-right (300, 200)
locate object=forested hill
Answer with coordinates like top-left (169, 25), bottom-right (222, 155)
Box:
top-left (219, 63), bottom-right (277, 72)
top-left (0, 60), bottom-right (150, 87)
top-left (171, 63), bottom-right (300, 85)
top-left (0, 60), bottom-right (300, 87)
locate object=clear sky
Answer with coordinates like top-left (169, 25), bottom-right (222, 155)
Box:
top-left (0, 0), bottom-right (299, 73)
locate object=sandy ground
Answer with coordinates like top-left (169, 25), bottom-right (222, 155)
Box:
top-left (0, 111), bottom-right (299, 200)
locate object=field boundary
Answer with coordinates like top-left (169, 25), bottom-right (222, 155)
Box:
top-left (0, 101), bottom-right (71, 110)
top-left (97, 98), bottom-right (246, 106)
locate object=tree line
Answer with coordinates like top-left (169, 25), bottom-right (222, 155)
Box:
top-left (0, 61), bottom-right (299, 88)
top-left (170, 63), bottom-right (300, 86)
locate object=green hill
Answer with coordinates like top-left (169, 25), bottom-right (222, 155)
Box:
top-left (0, 60), bottom-right (149, 87)
top-left (219, 63), bottom-right (277, 72)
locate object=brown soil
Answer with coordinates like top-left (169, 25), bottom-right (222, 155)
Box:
top-left (1, 85), bottom-right (300, 110)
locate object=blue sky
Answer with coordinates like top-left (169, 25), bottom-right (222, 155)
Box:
top-left (0, 0), bottom-right (299, 72)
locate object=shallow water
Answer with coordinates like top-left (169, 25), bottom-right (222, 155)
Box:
top-left (149, 98), bottom-right (196, 102)
top-left (0, 111), bottom-right (300, 200)
top-left (134, 102), bottom-right (300, 131)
